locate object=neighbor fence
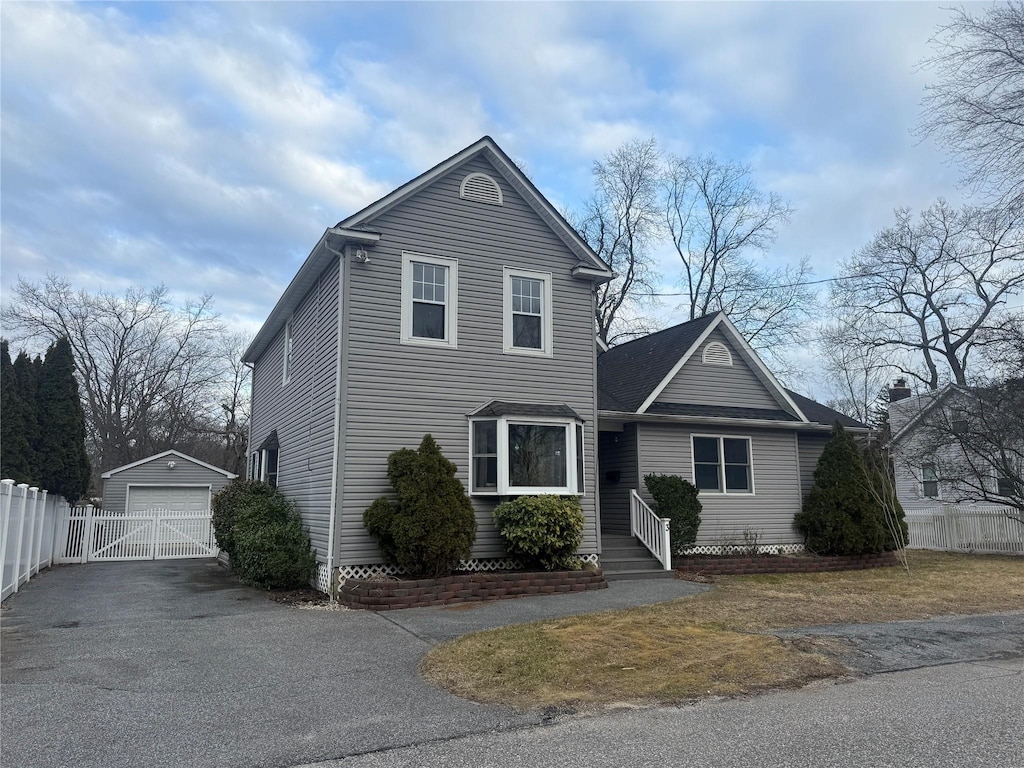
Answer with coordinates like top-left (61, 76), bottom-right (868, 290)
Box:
top-left (1, 480), bottom-right (70, 600)
top-left (905, 504), bottom-right (1024, 555)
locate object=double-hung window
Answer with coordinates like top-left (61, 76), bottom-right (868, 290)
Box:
top-left (996, 474), bottom-right (1014, 497)
top-left (401, 252), bottom-right (458, 347)
top-left (691, 435), bottom-right (753, 494)
top-left (470, 417), bottom-right (584, 495)
top-left (921, 464), bottom-right (939, 498)
top-left (503, 268), bottom-right (552, 356)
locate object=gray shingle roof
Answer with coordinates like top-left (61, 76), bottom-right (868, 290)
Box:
top-left (597, 313), bottom-right (719, 412)
top-left (468, 401), bottom-right (583, 420)
top-left (784, 390), bottom-right (868, 429)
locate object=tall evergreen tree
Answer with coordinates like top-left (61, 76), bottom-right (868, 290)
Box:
top-left (0, 340), bottom-right (36, 483)
top-left (11, 349), bottom-right (41, 483)
top-left (35, 337), bottom-right (91, 502)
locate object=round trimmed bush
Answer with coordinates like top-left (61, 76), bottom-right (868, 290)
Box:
top-left (643, 474), bottom-right (702, 553)
top-left (493, 494), bottom-right (585, 571)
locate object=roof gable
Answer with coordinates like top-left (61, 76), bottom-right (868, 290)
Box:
top-left (598, 312), bottom-right (809, 422)
top-left (101, 450), bottom-right (237, 479)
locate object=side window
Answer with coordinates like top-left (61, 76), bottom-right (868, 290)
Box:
top-left (401, 252), bottom-right (458, 347)
top-left (921, 464), bottom-right (939, 499)
top-left (265, 448), bottom-right (279, 489)
top-left (283, 317), bottom-right (294, 385)
top-left (503, 268), bottom-right (552, 356)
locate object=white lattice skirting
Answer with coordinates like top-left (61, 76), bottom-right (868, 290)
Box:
top-left (335, 552), bottom-right (601, 583)
top-left (680, 543), bottom-right (804, 556)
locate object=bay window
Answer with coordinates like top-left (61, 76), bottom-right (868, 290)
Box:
top-left (470, 416), bottom-right (584, 495)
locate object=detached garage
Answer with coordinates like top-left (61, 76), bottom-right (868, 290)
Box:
top-left (101, 450), bottom-right (237, 515)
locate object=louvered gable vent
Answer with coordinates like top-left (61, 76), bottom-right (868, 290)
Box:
top-left (460, 172), bottom-right (503, 206)
top-left (702, 341), bottom-right (733, 366)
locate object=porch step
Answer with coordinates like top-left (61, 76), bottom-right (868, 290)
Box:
top-left (600, 534), bottom-right (676, 581)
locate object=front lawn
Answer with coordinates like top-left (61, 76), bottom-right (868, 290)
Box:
top-left (421, 551), bottom-right (1024, 709)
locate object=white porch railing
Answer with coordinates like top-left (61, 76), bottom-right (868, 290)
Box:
top-left (629, 489), bottom-right (672, 570)
top-left (1, 480), bottom-right (69, 600)
top-left (906, 504), bottom-right (1024, 554)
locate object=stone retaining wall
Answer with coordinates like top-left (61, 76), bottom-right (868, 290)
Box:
top-left (339, 569), bottom-right (607, 610)
top-left (675, 551), bottom-right (898, 576)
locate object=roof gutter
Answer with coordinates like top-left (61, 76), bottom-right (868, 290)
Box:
top-left (597, 410), bottom-right (869, 433)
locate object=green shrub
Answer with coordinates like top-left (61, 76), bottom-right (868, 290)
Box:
top-left (794, 423), bottom-right (892, 555)
top-left (643, 474), bottom-right (702, 552)
top-left (233, 512), bottom-right (317, 590)
top-left (493, 495), bottom-right (585, 571)
top-left (363, 434), bottom-right (477, 577)
top-left (211, 478), bottom-right (316, 589)
top-left (211, 479), bottom-right (283, 558)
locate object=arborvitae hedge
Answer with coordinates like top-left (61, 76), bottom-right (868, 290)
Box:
top-left (0, 341), bottom-right (36, 485)
top-left (364, 434), bottom-right (477, 577)
top-left (794, 423), bottom-right (892, 555)
top-left (35, 338), bottom-right (91, 502)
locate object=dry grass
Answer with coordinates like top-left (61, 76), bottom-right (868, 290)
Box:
top-left (421, 551), bottom-right (1024, 709)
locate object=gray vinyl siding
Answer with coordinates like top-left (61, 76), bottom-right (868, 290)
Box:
top-left (102, 456), bottom-right (231, 515)
top-left (598, 424), bottom-right (638, 535)
top-left (796, 432), bottom-right (830, 498)
top-left (636, 422), bottom-right (803, 546)
top-left (249, 258), bottom-right (340, 563)
top-left (338, 155), bottom-right (599, 566)
top-left (655, 329), bottom-right (781, 410)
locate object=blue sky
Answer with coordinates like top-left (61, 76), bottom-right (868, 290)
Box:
top-left (2, 1), bottom-right (965, 374)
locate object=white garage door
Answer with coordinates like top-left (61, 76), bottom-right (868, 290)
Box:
top-left (128, 486), bottom-right (210, 514)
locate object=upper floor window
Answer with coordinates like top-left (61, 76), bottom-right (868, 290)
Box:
top-left (401, 252), bottom-right (458, 348)
top-left (503, 267), bottom-right (552, 356)
top-left (921, 463), bottom-right (939, 498)
top-left (996, 474), bottom-right (1014, 497)
top-left (692, 435), bottom-right (753, 494)
top-left (282, 317), bottom-right (294, 384)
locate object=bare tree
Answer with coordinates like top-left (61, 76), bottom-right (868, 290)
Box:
top-left (831, 200), bottom-right (1024, 390)
top-left (573, 138), bottom-right (662, 345)
top-left (917, 2), bottom-right (1024, 210)
top-left (661, 153), bottom-right (813, 366)
top-left (908, 379), bottom-right (1024, 524)
top-left (2, 275), bottom-right (227, 480)
top-left (819, 318), bottom-right (895, 426)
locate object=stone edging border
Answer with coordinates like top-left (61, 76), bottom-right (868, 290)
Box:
top-left (339, 568), bottom-right (608, 610)
top-left (675, 551), bottom-right (898, 576)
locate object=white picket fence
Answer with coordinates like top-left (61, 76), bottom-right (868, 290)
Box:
top-left (905, 504), bottom-right (1024, 555)
top-left (1, 480), bottom-right (70, 601)
top-left (56, 507), bottom-right (218, 563)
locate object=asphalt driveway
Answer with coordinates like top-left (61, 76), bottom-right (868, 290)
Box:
top-left (0, 560), bottom-right (706, 768)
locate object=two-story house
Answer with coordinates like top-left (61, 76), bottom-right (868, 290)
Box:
top-left (245, 136), bottom-right (866, 592)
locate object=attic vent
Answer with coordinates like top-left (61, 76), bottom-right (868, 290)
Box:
top-left (460, 173), bottom-right (503, 206)
top-left (702, 341), bottom-right (733, 366)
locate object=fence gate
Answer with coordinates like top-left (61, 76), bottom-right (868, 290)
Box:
top-left (57, 507), bottom-right (218, 563)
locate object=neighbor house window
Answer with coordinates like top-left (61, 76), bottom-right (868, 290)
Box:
top-left (921, 464), bottom-right (939, 498)
top-left (401, 252), bottom-right (457, 347)
top-left (283, 317), bottom-right (294, 384)
top-left (691, 435), bottom-right (753, 494)
top-left (997, 474), bottom-right (1014, 497)
top-left (503, 268), bottom-right (552, 356)
top-left (470, 417), bottom-right (583, 495)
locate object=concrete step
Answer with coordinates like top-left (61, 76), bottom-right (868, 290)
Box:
top-left (600, 555), bottom-right (668, 570)
top-left (603, 568), bottom-right (677, 581)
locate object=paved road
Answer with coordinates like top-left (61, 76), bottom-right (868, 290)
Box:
top-left (0, 560), bottom-right (704, 768)
top-left (2, 561), bottom-right (1021, 768)
top-left (304, 657), bottom-right (1024, 768)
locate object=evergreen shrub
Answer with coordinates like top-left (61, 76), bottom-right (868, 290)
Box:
top-left (794, 423), bottom-right (894, 555)
top-left (211, 479), bottom-right (316, 589)
top-left (643, 474), bottom-right (702, 552)
top-left (363, 434), bottom-right (477, 577)
top-left (493, 495), bottom-right (585, 571)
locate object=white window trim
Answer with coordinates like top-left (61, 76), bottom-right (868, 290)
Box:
top-left (282, 317), bottom-right (294, 385)
top-left (401, 252), bottom-right (458, 348)
top-left (250, 447), bottom-right (279, 487)
top-left (468, 415), bottom-right (582, 496)
top-left (920, 463), bottom-right (940, 500)
top-left (690, 434), bottom-right (755, 495)
top-left (503, 267), bottom-right (553, 357)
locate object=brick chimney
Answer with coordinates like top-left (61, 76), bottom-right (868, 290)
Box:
top-left (888, 377), bottom-right (912, 403)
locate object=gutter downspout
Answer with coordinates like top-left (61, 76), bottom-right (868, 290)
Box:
top-left (324, 242), bottom-right (346, 597)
